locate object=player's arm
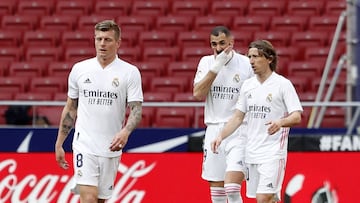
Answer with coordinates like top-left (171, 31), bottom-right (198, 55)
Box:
top-left (211, 110), bottom-right (245, 153)
top-left (109, 101), bottom-right (142, 151)
top-left (55, 97), bottom-right (78, 169)
top-left (125, 101), bottom-right (142, 132)
top-left (193, 72), bottom-right (217, 100)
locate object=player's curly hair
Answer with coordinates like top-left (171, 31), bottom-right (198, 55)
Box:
top-left (248, 40), bottom-right (278, 71)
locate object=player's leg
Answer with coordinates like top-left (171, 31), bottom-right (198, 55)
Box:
top-left (98, 156), bottom-right (120, 200)
top-left (256, 159), bottom-right (286, 203)
top-left (224, 130), bottom-right (246, 203)
top-left (202, 124), bottom-right (227, 203)
top-left (72, 150), bottom-right (101, 203)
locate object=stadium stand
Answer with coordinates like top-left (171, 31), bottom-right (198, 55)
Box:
top-left (1, 0), bottom-right (349, 128)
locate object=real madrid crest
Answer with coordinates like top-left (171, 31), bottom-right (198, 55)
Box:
top-left (112, 78), bottom-right (119, 88)
top-left (266, 94), bottom-right (272, 103)
top-left (233, 74), bottom-right (240, 83)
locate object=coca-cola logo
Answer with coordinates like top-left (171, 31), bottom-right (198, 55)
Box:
top-left (0, 159), bottom-right (156, 203)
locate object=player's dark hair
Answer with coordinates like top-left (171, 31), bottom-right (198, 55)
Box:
top-left (210, 26), bottom-right (232, 37)
top-left (248, 40), bottom-right (278, 71)
top-left (95, 20), bottom-right (121, 40)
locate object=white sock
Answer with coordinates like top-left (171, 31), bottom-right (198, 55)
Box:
top-left (210, 187), bottom-right (227, 203)
top-left (225, 183), bottom-right (243, 203)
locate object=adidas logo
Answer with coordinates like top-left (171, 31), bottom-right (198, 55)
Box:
top-left (108, 185), bottom-right (113, 190)
top-left (266, 183), bottom-right (273, 188)
top-left (84, 78), bottom-right (91, 83)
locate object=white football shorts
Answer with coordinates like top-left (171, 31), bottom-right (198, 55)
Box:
top-left (201, 123), bottom-right (247, 182)
top-left (71, 149), bottom-right (120, 199)
top-left (246, 158), bottom-right (286, 201)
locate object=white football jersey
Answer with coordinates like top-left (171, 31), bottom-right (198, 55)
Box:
top-left (194, 52), bottom-right (254, 124)
top-left (236, 72), bottom-right (303, 163)
top-left (68, 57), bottom-right (143, 157)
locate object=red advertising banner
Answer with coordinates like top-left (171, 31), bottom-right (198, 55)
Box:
top-left (0, 152), bottom-right (358, 203)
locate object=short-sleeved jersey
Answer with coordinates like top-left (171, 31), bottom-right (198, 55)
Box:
top-left (236, 72), bottom-right (303, 163)
top-left (68, 57), bottom-right (143, 157)
top-left (194, 52), bottom-right (253, 124)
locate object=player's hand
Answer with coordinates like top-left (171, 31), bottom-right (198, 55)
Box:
top-left (55, 147), bottom-right (69, 169)
top-left (265, 120), bottom-right (281, 135)
top-left (210, 45), bottom-right (234, 74)
top-left (109, 129), bottom-right (129, 152)
top-left (211, 136), bottom-right (223, 154)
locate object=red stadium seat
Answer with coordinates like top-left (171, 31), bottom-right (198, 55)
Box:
top-left (25, 47), bottom-right (62, 62)
top-left (0, 47), bottom-right (23, 63)
top-left (270, 16), bottom-right (308, 32)
top-left (77, 15), bottom-right (115, 31)
top-left (64, 47), bottom-right (95, 63)
top-left (193, 16), bottom-right (232, 31)
top-left (324, 1), bottom-right (347, 16)
top-left (210, 1), bottom-right (247, 16)
top-left (232, 30), bottom-right (254, 48)
top-left (286, 1), bottom-right (324, 16)
top-left (287, 76), bottom-right (310, 93)
top-left (14, 92), bottom-right (53, 101)
top-left (311, 76), bottom-right (346, 94)
top-left (171, 1), bottom-right (208, 16)
top-left (30, 76), bottom-right (67, 93)
top-left (120, 30), bottom-right (138, 47)
top-left (181, 47), bottom-right (211, 62)
top-left (173, 92), bottom-right (197, 102)
top-left (290, 31), bottom-right (328, 48)
top-left (143, 92), bottom-right (173, 102)
top-left (288, 61), bottom-right (324, 78)
top-left (39, 15), bottom-right (76, 31)
top-left (153, 107), bottom-right (194, 128)
top-left (17, 0), bottom-right (53, 17)
top-left (133, 61), bottom-right (165, 78)
top-left (0, 76), bottom-right (29, 94)
top-left (23, 30), bottom-right (60, 47)
top-left (176, 31), bottom-right (209, 49)
top-left (155, 15), bottom-right (193, 32)
top-left (299, 92), bottom-right (317, 102)
top-left (1, 15), bottom-right (38, 31)
top-left (247, 1), bottom-right (285, 16)
top-left (320, 107), bottom-right (346, 128)
top-left (138, 31), bottom-right (175, 48)
top-left (61, 30), bottom-right (94, 48)
top-left (253, 31), bottom-right (291, 47)
top-left (36, 106), bottom-right (63, 126)
top-left (308, 15), bottom-right (343, 31)
top-left (53, 92), bottom-right (68, 101)
top-left (0, 61), bottom-right (10, 77)
top-left (9, 62), bottom-right (48, 77)
top-left (232, 16), bottom-right (270, 31)
top-left (142, 47), bottom-right (179, 63)
top-left (0, 0), bottom-right (16, 16)
top-left (0, 92), bottom-right (13, 100)
top-left (117, 47), bottom-right (141, 63)
top-left (140, 107), bottom-right (155, 128)
top-left (94, 1), bottom-right (131, 16)
top-left (116, 16), bottom-right (154, 32)
top-left (0, 30), bottom-right (22, 47)
top-left (54, 0), bottom-right (92, 16)
top-left (47, 62), bottom-right (74, 77)
top-left (304, 46), bottom-right (342, 62)
top-left (276, 46), bottom-right (301, 62)
top-left (131, 1), bottom-right (169, 16)
top-left (150, 76), bottom-right (189, 93)
top-left (167, 61), bottom-right (197, 79)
